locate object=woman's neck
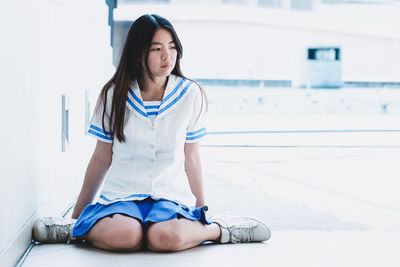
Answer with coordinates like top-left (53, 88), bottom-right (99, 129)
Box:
top-left (139, 75), bottom-right (168, 101)
top-left (140, 75), bottom-right (167, 92)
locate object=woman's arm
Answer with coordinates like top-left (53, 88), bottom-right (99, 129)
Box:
top-left (184, 142), bottom-right (205, 208)
top-left (71, 140), bottom-right (113, 219)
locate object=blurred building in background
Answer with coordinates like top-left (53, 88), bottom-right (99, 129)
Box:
top-left (108, 0), bottom-right (400, 87)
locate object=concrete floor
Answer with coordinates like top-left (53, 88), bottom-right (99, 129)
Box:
top-left (23, 231), bottom-right (400, 267)
top-left (22, 114), bottom-right (400, 267)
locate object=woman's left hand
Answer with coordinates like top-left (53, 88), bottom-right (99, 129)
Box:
top-left (195, 199), bottom-right (205, 208)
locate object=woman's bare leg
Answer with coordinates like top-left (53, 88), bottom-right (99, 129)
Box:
top-left (146, 218), bottom-right (221, 252)
top-left (80, 214), bottom-right (144, 252)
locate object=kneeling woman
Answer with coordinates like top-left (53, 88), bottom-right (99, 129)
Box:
top-left (33, 14), bottom-right (270, 251)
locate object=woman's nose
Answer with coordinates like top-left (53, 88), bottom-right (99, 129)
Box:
top-left (161, 47), bottom-right (170, 60)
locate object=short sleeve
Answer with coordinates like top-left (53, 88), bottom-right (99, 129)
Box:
top-left (87, 88), bottom-right (113, 143)
top-left (186, 86), bottom-right (207, 143)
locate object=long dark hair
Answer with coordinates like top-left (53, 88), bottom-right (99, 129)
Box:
top-left (98, 14), bottom-right (207, 143)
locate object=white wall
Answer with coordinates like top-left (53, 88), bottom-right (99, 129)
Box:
top-left (0, 1), bottom-right (114, 266)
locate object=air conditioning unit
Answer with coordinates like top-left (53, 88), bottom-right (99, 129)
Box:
top-left (297, 46), bottom-right (342, 88)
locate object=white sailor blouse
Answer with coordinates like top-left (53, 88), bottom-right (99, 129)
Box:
top-left (87, 74), bottom-right (207, 207)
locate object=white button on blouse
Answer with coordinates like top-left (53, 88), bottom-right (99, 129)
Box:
top-left (87, 74), bottom-right (207, 207)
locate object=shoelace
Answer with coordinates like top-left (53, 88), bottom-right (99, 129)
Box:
top-left (230, 223), bottom-right (257, 243)
top-left (42, 218), bottom-right (74, 243)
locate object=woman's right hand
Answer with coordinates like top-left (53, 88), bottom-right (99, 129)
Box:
top-left (71, 140), bottom-right (112, 219)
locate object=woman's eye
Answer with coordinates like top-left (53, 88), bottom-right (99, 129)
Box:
top-left (169, 46), bottom-right (176, 49)
top-left (151, 47), bottom-right (161, 51)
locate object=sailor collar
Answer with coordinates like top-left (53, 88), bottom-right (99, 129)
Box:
top-left (126, 75), bottom-right (193, 121)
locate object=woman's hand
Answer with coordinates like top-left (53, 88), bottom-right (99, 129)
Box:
top-left (195, 199), bottom-right (206, 208)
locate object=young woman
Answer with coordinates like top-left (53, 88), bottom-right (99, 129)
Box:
top-left (33, 14), bottom-right (270, 252)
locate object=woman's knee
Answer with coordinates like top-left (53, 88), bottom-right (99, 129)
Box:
top-left (91, 216), bottom-right (144, 251)
top-left (104, 224), bottom-right (143, 251)
top-left (146, 220), bottom-right (185, 252)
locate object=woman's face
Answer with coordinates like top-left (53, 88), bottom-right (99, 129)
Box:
top-left (146, 28), bottom-right (177, 79)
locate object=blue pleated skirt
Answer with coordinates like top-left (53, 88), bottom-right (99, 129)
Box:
top-left (72, 197), bottom-right (210, 238)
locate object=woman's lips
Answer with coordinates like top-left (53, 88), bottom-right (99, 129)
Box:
top-left (162, 64), bottom-right (170, 68)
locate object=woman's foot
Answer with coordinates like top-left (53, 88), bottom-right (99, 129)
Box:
top-left (209, 216), bottom-right (271, 244)
top-left (32, 217), bottom-right (77, 244)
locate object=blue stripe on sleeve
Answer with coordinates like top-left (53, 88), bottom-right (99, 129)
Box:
top-left (89, 125), bottom-right (111, 136)
top-left (88, 129), bottom-right (113, 141)
top-left (187, 127), bottom-right (206, 136)
top-left (186, 131), bottom-right (207, 141)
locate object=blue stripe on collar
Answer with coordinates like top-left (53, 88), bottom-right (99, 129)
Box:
top-left (161, 78), bottom-right (186, 106)
top-left (126, 77), bottom-right (190, 119)
top-left (144, 105), bottom-right (160, 109)
top-left (158, 81), bottom-right (192, 115)
top-left (127, 97), bottom-right (148, 118)
top-left (128, 88), bottom-right (145, 107)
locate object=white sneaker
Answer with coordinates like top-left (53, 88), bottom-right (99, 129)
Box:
top-left (210, 216), bottom-right (271, 244)
top-left (32, 217), bottom-right (77, 244)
